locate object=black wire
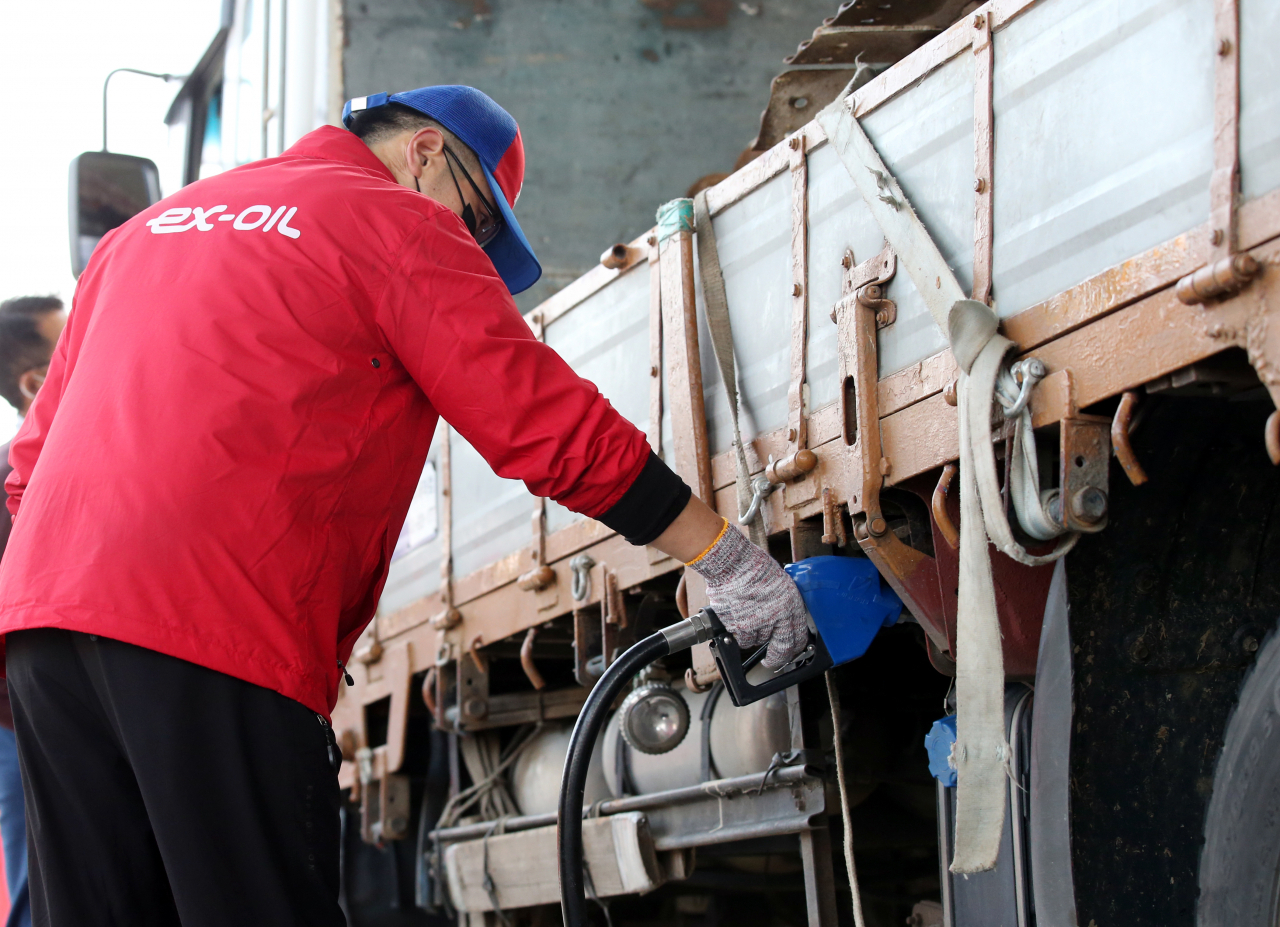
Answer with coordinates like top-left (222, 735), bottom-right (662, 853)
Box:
top-left (700, 681), bottom-right (724, 782)
top-left (558, 631), bottom-right (669, 927)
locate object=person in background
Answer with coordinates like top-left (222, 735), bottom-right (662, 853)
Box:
top-left (0, 295), bottom-right (66, 927)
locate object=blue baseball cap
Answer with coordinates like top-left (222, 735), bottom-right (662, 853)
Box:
top-left (343, 86), bottom-right (542, 295)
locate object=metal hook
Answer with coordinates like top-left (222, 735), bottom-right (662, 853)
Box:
top-left (1000, 357), bottom-right (1047, 418)
top-left (570, 554), bottom-right (595, 602)
top-left (738, 474), bottom-right (779, 525)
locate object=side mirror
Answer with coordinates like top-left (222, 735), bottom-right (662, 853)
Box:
top-left (68, 151), bottom-right (161, 278)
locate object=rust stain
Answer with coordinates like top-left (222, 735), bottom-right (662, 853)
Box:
top-left (640, 0), bottom-right (733, 29)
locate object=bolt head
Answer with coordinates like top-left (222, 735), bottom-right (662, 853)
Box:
top-left (1218, 36), bottom-right (1232, 56)
top-left (1234, 253), bottom-right (1260, 278)
top-left (876, 311), bottom-right (889, 325)
top-left (974, 177), bottom-right (987, 193)
top-left (841, 253), bottom-right (853, 269)
top-left (1244, 636), bottom-right (1260, 654)
top-left (1070, 487), bottom-right (1108, 524)
top-left (868, 516), bottom-right (888, 536)
top-left (1132, 643), bottom-right (1150, 662)
top-left (944, 380), bottom-right (959, 407)
top-left (793, 283), bottom-right (804, 297)
top-left (973, 12), bottom-right (985, 27)
top-left (1211, 228), bottom-right (1225, 246)
top-left (464, 697), bottom-right (488, 719)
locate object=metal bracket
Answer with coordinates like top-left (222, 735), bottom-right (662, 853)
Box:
top-left (1055, 415), bottom-right (1111, 534)
top-left (830, 243), bottom-right (897, 324)
top-left (833, 244), bottom-right (949, 655)
top-left (456, 636), bottom-right (490, 728)
top-left (857, 280), bottom-right (897, 329)
top-left (362, 772), bottom-right (411, 844)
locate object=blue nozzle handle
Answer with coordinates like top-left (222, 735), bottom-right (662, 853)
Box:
top-left (702, 607), bottom-right (835, 707)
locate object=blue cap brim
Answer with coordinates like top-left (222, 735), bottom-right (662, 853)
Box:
top-left (481, 164), bottom-right (542, 296)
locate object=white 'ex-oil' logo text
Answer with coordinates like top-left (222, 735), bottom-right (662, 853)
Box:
top-left (147, 205), bottom-right (301, 238)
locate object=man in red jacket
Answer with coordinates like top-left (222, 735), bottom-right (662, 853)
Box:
top-left (0, 86), bottom-right (809, 925)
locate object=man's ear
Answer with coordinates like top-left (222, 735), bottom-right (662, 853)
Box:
top-left (406, 127), bottom-right (447, 177)
top-left (18, 369), bottom-right (44, 403)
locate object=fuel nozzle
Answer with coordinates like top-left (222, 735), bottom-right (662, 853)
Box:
top-left (657, 608), bottom-right (717, 654)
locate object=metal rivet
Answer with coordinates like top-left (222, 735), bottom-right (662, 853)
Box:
top-left (1218, 37), bottom-right (1232, 56)
top-left (972, 13), bottom-right (985, 27)
top-left (1210, 228), bottom-right (1225, 246)
top-left (1244, 636), bottom-right (1260, 653)
top-left (650, 365), bottom-right (659, 377)
top-left (944, 379), bottom-right (958, 407)
top-left (793, 283), bottom-right (804, 297)
top-left (371, 358), bottom-right (381, 368)
top-left (974, 177), bottom-right (987, 193)
top-left (789, 137), bottom-right (802, 151)
top-left (841, 253), bottom-right (853, 269)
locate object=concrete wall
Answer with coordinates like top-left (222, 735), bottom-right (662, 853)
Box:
top-left (343, 0), bottom-right (837, 309)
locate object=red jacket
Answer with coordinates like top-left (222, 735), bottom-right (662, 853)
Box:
top-left (0, 127), bottom-right (664, 716)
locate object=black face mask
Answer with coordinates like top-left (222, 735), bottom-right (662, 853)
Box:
top-left (415, 147), bottom-right (502, 248)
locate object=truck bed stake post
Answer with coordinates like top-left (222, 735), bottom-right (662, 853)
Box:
top-left (971, 7), bottom-right (994, 305)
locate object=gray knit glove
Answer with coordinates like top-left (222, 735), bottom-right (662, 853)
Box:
top-left (686, 521), bottom-right (811, 670)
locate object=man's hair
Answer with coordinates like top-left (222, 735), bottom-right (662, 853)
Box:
top-left (348, 102), bottom-right (483, 175)
top-left (0, 296), bottom-right (62, 411)
top-left (0, 295), bottom-right (63, 318)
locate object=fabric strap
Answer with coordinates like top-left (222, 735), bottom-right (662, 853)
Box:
top-left (951, 334), bottom-right (1076, 872)
top-left (950, 339), bottom-right (1013, 873)
top-left (692, 190), bottom-right (766, 548)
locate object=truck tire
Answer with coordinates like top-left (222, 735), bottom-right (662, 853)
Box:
top-left (1198, 624), bottom-right (1280, 927)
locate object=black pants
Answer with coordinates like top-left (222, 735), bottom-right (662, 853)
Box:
top-left (6, 628), bottom-right (345, 927)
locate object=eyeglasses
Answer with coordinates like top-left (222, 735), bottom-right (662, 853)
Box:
top-left (442, 145), bottom-right (503, 249)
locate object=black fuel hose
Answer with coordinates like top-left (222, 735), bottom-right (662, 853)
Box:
top-left (558, 613), bottom-right (715, 925)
